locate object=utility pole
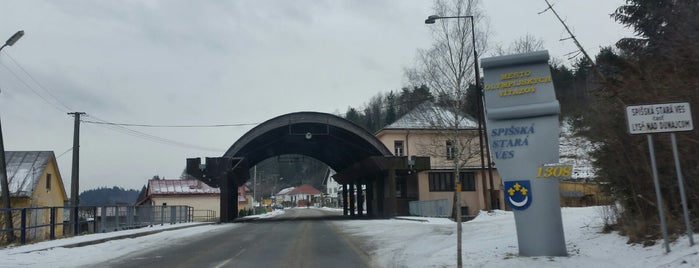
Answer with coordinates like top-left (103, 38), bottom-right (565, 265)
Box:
top-left (0, 111), bottom-right (14, 243)
top-left (0, 30), bottom-right (25, 244)
top-left (68, 112), bottom-right (85, 235)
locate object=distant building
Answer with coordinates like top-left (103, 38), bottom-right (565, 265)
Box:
top-left (275, 186), bottom-right (296, 206)
top-left (2, 151), bottom-right (68, 241)
top-left (137, 179), bottom-right (252, 220)
top-left (321, 168), bottom-right (340, 207)
top-left (286, 184), bottom-right (322, 207)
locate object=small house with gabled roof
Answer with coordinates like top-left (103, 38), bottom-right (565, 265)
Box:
top-left (2, 151), bottom-right (68, 240)
top-left (375, 102), bottom-right (504, 217)
top-left (286, 184), bottom-right (322, 207)
top-left (137, 179), bottom-right (252, 220)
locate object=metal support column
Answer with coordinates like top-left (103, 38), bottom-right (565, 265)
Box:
top-left (357, 179), bottom-right (364, 216)
top-left (342, 184), bottom-right (348, 216)
top-left (387, 168), bottom-right (397, 217)
top-left (366, 179), bottom-right (374, 217)
top-left (220, 174), bottom-right (238, 222)
top-left (349, 183), bottom-right (356, 216)
top-left (377, 176), bottom-right (385, 217)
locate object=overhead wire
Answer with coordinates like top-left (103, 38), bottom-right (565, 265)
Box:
top-left (0, 59), bottom-right (69, 113)
top-left (81, 120), bottom-right (259, 128)
top-left (0, 52), bottom-right (243, 153)
top-left (83, 114), bottom-right (225, 152)
top-left (3, 52), bottom-right (74, 112)
top-left (56, 147), bottom-right (73, 159)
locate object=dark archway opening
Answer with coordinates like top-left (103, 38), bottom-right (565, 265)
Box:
top-left (186, 112), bottom-right (429, 222)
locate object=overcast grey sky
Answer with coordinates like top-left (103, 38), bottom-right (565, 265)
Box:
top-left (0, 0), bottom-right (632, 194)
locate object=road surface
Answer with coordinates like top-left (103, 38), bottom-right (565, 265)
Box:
top-left (94, 208), bottom-right (377, 268)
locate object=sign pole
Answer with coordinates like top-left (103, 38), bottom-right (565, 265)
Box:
top-left (670, 133), bottom-right (694, 246)
top-left (647, 134), bottom-right (670, 253)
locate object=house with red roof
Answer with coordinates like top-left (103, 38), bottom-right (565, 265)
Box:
top-left (286, 184), bottom-right (322, 207)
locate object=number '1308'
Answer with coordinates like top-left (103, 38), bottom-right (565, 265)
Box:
top-left (536, 165), bottom-right (572, 178)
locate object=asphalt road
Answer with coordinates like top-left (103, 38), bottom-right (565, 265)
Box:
top-left (95, 208), bottom-right (377, 268)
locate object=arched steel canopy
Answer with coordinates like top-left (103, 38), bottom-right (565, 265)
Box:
top-left (223, 112), bottom-right (392, 180)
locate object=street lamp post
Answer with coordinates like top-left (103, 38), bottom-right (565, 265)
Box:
top-left (425, 15), bottom-right (495, 268)
top-left (0, 30), bottom-right (24, 244)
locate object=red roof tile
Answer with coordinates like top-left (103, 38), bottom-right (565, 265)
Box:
top-left (287, 184), bottom-right (322, 195)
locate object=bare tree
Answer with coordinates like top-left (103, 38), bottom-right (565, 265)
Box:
top-left (406, 0), bottom-right (490, 206)
top-left (405, 1), bottom-right (490, 266)
top-left (493, 34), bottom-right (545, 56)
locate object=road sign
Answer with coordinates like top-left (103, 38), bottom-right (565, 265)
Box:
top-left (626, 102), bottom-right (694, 134)
top-left (626, 101), bottom-right (695, 253)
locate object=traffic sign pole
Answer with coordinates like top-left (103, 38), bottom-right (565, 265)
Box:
top-left (671, 133), bottom-right (694, 246)
top-left (647, 134), bottom-right (670, 253)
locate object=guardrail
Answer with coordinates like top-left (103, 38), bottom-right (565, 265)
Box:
top-left (0, 205), bottom-right (214, 246)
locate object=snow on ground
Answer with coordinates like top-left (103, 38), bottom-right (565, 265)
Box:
top-left (242, 208), bottom-right (286, 219)
top-left (1, 207), bottom-right (697, 268)
top-left (336, 207), bottom-right (699, 268)
top-left (0, 223), bottom-right (237, 268)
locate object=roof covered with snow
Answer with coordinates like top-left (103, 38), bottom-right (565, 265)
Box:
top-left (3, 151), bottom-right (54, 197)
top-left (148, 179), bottom-right (220, 195)
top-left (287, 184), bottom-right (322, 195)
top-left (381, 102), bottom-right (478, 131)
top-left (277, 186), bottom-right (296, 195)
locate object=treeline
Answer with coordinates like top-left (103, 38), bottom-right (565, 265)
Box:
top-left (343, 85), bottom-right (434, 133)
top-left (79, 186), bottom-right (140, 206)
top-left (579, 0), bottom-right (699, 243)
top-left (344, 63), bottom-right (593, 133)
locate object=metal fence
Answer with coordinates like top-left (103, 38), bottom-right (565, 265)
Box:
top-left (0, 205), bottom-right (214, 246)
top-left (191, 209), bottom-right (218, 222)
top-left (409, 199), bottom-right (450, 217)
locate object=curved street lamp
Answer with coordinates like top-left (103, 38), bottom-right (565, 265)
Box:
top-left (0, 30), bottom-right (24, 51)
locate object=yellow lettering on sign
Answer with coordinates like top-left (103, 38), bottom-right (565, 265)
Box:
top-left (485, 69), bottom-right (552, 98)
top-left (500, 71), bottom-right (531, 80)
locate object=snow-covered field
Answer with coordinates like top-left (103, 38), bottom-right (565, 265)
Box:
top-left (337, 207), bottom-right (699, 267)
top-left (1, 207), bottom-right (696, 267)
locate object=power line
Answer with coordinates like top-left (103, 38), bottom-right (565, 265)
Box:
top-left (3, 52), bottom-right (73, 111)
top-left (56, 147), bottom-right (72, 159)
top-left (81, 120), bottom-right (259, 128)
top-left (84, 114), bottom-right (224, 152)
top-left (0, 60), bottom-right (69, 113)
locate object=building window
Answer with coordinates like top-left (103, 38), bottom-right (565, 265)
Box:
top-left (429, 172), bottom-right (454, 192)
top-left (45, 173), bottom-right (51, 190)
top-left (460, 172), bottom-right (476, 191)
top-left (429, 172), bottom-right (476, 192)
top-left (394, 140), bottom-right (404, 156)
top-left (446, 140), bottom-right (455, 160)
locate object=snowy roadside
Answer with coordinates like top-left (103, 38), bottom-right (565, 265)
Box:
top-left (0, 209), bottom-right (288, 267)
top-left (1, 207), bottom-right (697, 267)
top-left (334, 206), bottom-right (699, 268)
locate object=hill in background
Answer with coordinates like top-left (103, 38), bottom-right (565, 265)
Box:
top-left (79, 186), bottom-right (140, 206)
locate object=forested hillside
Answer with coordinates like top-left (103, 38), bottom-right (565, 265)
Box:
top-left (79, 187), bottom-right (140, 206)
